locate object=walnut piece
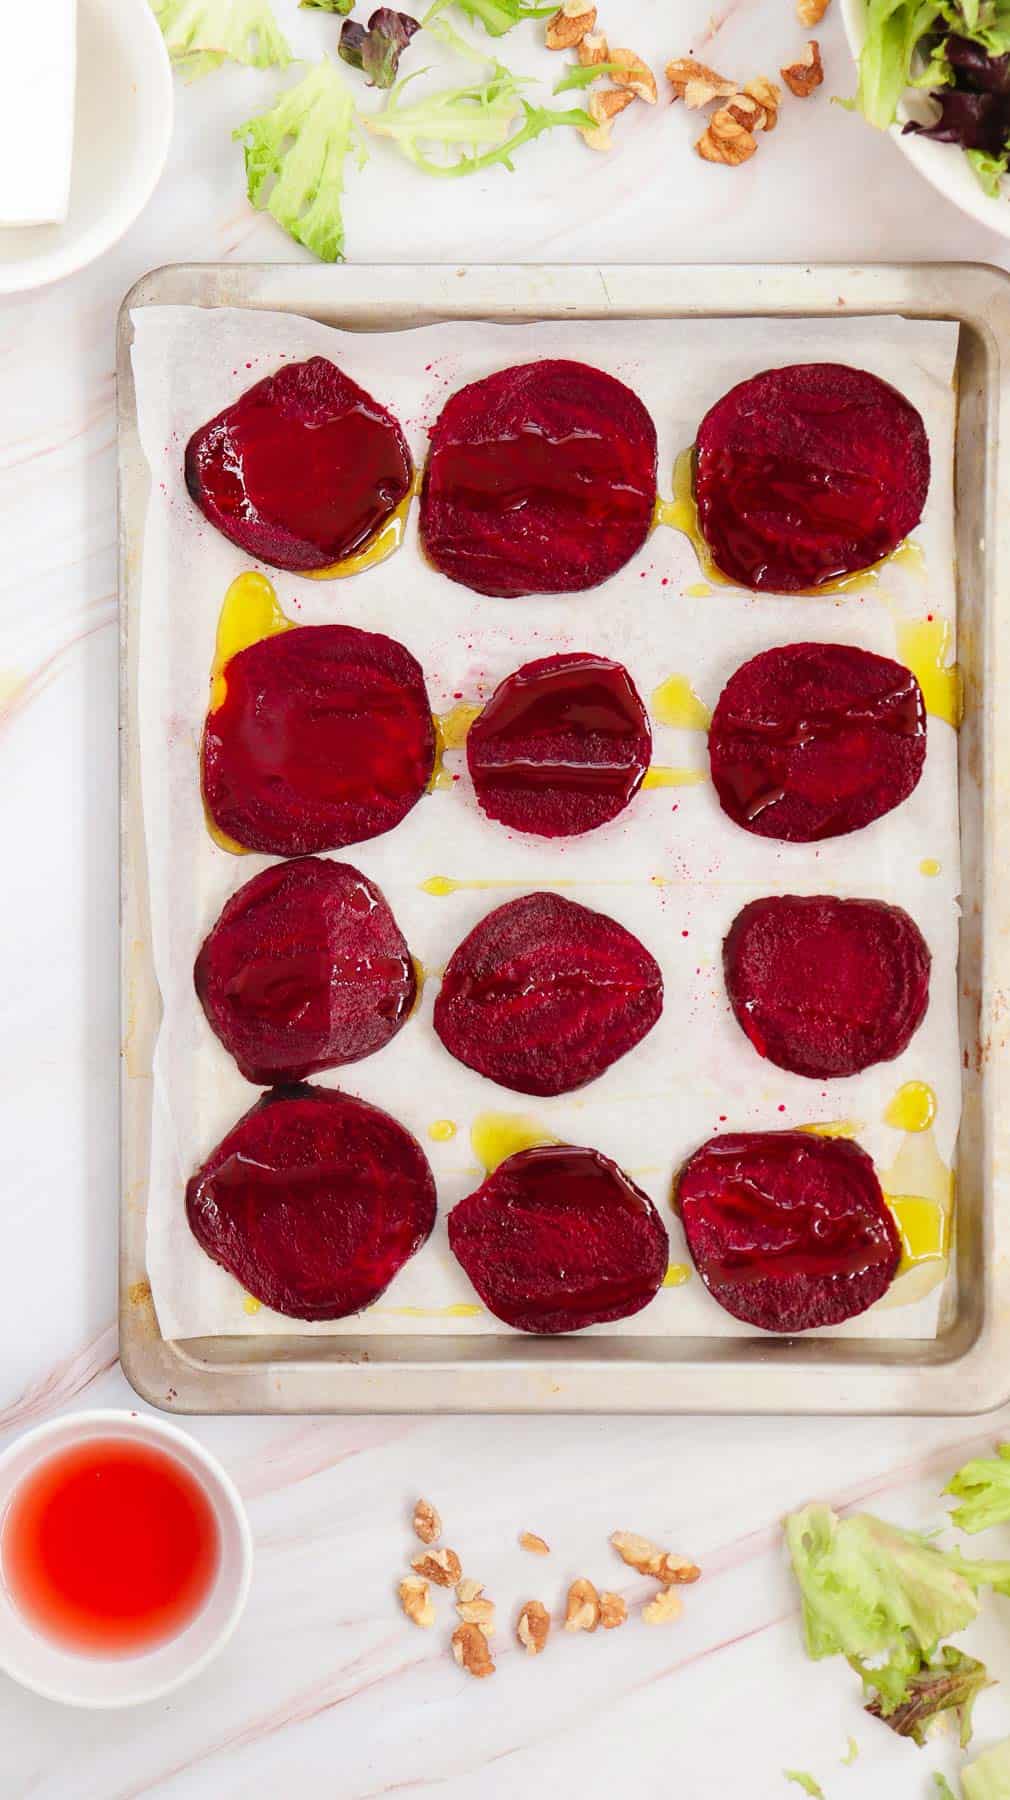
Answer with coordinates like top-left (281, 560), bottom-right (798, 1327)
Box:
top-left (545, 0), bottom-right (596, 49)
top-left (797, 0), bottom-right (830, 23)
top-left (452, 1621), bottom-right (495, 1677)
top-left (724, 91), bottom-right (767, 132)
top-left (610, 1532), bottom-right (701, 1586)
top-left (399, 1576), bottom-right (436, 1629)
top-left (696, 107), bottom-right (758, 164)
top-left (599, 1591), bottom-right (628, 1629)
top-left (565, 1578), bottom-right (602, 1633)
top-left (455, 1576), bottom-right (483, 1603)
top-left (666, 57), bottom-right (738, 107)
top-left (781, 40), bottom-right (823, 95)
top-left (643, 1587), bottom-right (684, 1626)
top-left (519, 1531), bottom-right (550, 1556)
top-left (456, 1595), bottom-right (496, 1637)
top-left (581, 85), bottom-right (636, 151)
top-left (412, 1498), bottom-right (441, 1546)
top-left (411, 1546), bottom-right (462, 1588)
top-left (578, 31), bottom-right (610, 65)
top-left (744, 76), bottom-right (781, 130)
top-left (517, 1599), bottom-right (551, 1656)
top-left (609, 47), bottom-right (658, 103)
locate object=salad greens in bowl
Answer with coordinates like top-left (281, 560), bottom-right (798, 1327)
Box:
top-left (842, 0), bottom-right (1010, 231)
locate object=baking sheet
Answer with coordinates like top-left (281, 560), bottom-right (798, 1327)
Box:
top-left (131, 304), bottom-right (961, 1343)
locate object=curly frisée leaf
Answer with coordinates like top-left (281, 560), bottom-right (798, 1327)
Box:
top-left (234, 61), bottom-right (363, 262)
top-left (423, 0), bottom-right (556, 37)
top-left (363, 63), bottom-right (592, 174)
top-left (151, 0), bottom-right (291, 77)
top-left (947, 1445), bottom-right (1010, 1532)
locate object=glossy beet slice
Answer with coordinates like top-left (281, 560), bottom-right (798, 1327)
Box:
top-left (195, 858), bottom-right (417, 1086)
top-left (693, 362), bottom-right (930, 592)
top-left (419, 359), bottom-right (658, 597)
top-left (434, 891), bottom-right (662, 1096)
top-left (186, 1084), bottom-right (436, 1321)
top-left (676, 1131), bottom-right (901, 1333)
top-left (448, 1144), bottom-right (668, 1333)
top-left (202, 623), bottom-right (436, 857)
top-left (724, 895), bottom-right (931, 1080)
top-left (466, 653), bottom-right (652, 838)
top-left (708, 642), bottom-right (926, 842)
top-left (184, 357), bottom-right (413, 573)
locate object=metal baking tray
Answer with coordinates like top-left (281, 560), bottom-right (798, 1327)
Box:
top-left (118, 261), bottom-right (1010, 1414)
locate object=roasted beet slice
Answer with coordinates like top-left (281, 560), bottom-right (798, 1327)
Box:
top-left (186, 1084), bottom-right (436, 1320)
top-left (202, 623), bottom-right (436, 856)
top-left (676, 1131), bottom-right (901, 1333)
top-left (694, 362), bottom-right (930, 592)
top-left (466, 653), bottom-right (651, 837)
top-left (184, 357), bottom-right (413, 573)
top-left (195, 858), bottom-right (417, 1085)
top-left (708, 642), bottom-right (926, 841)
top-left (433, 891), bottom-right (662, 1096)
top-left (448, 1144), bottom-right (668, 1333)
top-left (419, 359), bottom-right (658, 597)
top-left (724, 895), bottom-right (931, 1080)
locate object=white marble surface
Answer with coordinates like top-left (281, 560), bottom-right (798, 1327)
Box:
top-left (4, 1), bottom-right (1010, 1792)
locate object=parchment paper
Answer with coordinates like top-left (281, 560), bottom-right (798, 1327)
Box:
top-left (131, 305), bottom-right (961, 1341)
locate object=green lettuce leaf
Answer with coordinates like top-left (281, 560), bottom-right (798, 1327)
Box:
top-left (784, 1774), bottom-right (825, 1799)
top-left (947, 1446), bottom-right (1010, 1533)
top-left (842, 1737), bottom-right (859, 1764)
top-left (936, 1780), bottom-right (959, 1800)
top-left (363, 63), bottom-right (591, 174)
top-left (553, 60), bottom-right (623, 92)
top-left (150, 0), bottom-right (291, 78)
top-left (850, 0), bottom-right (943, 127)
top-left (233, 60), bottom-right (362, 262)
top-left (423, 0), bottom-right (555, 36)
top-left (966, 149), bottom-right (1010, 195)
top-left (859, 1646), bottom-right (992, 1748)
top-left (963, 1737), bottom-right (1010, 1799)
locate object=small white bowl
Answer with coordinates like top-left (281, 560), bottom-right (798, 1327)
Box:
top-left (0, 1410), bottom-right (252, 1708)
top-left (841, 0), bottom-right (1010, 241)
top-left (0, 0), bottom-right (174, 296)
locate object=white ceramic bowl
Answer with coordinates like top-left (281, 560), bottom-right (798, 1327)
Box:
top-left (841, 0), bottom-right (1010, 240)
top-left (0, 1410), bottom-right (252, 1708)
top-left (0, 0), bottom-right (174, 296)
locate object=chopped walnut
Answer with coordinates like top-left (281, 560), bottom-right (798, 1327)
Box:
top-left (578, 30), bottom-right (610, 65)
top-left (580, 85), bottom-right (636, 151)
top-left (452, 1621), bottom-right (495, 1677)
top-left (609, 47), bottom-right (658, 103)
top-left (517, 1599), bottom-right (551, 1656)
top-left (399, 1576), bottom-right (436, 1629)
top-left (456, 1595), bottom-right (496, 1637)
top-left (545, 0), bottom-right (596, 50)
top-left (412, 1498), bottom-right (441, 1546)
top-left (610, 1532), bottom-right (701, 1586)
top-left (642, 1587), bottom-right (684, 1626)
top-left (599, 1591), bottom-right (628, 1629)
top-left (564, 1578), bottom-right (602, 1633)
top-left (411, 1546), bottom-right (462, 1588)
top-left (666, 57), bottom-right (738, 108)
top-left (744, 76), bottom-right (781, 129)
top-left (455, 1577), bottom-right (483, 1603)
top-left (781, 40), bottom-right (823, 95)
top-left (696, 106), bottom-right (758, 164)
top-left (724, 91), bottom-right (767, 132)
top-left (519, 1531), bottom-right (550, 1556)
top-left (797, 0), bottom-right (830, 23)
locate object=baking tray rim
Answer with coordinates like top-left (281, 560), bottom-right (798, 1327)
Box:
top-left (117, 260), bottom-right (1010, 1414)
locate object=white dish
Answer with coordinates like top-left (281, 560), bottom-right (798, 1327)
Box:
top-left (0, 0), bottom-right (173, 296)
top-left (0, 1410), bottom-right (252, 1708)
top-left (841, 0), bottom-right (1010, 241)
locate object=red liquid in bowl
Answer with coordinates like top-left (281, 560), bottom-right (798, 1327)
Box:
top-left (0, 1439), bottom-right (221, 1656)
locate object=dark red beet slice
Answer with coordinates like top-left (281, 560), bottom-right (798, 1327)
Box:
top-left (195, 858), bottom-right (417, 1086)
top-left (448, 1144), bottom-right (668, 1333)
top-left (186, 1084), bottom-right (436, 1320)
top-left (433, 891), bottom-right (662, 1096)
top-left (184, 357), bottom-right (413, 573)
top-left (675, 1131), bottom-right (901, 1333)
top-left (466, 653), bottom-right (651, 838)
top-left (694, 362), bottom-right (930, 592)
top-left (202, 623), bottom-right (436, 856)
top-left (724, 895), bottom-right (931, 1080)
top-left (708, 642), bottom-right (926, 841)
top-left (419, 359), bottom-right (658, 597)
